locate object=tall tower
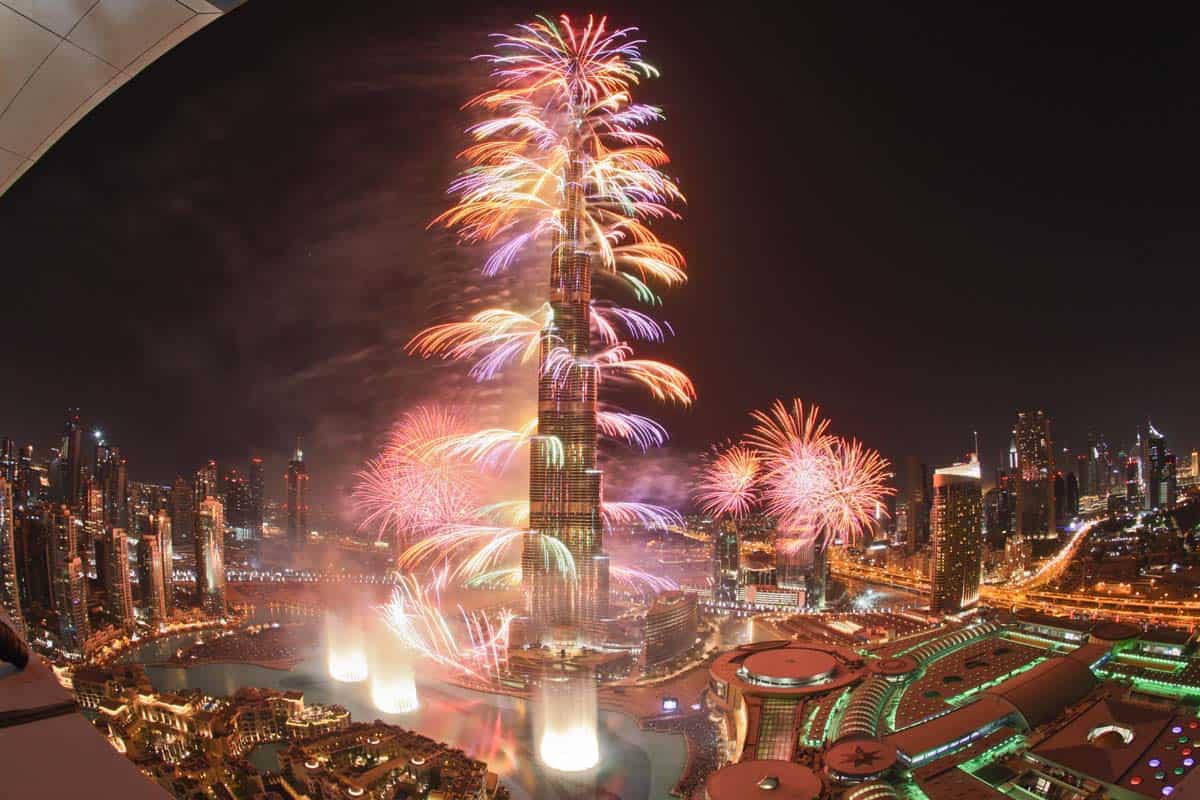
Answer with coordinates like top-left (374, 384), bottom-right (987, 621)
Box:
top-left (137, 532), bottom-right (167, 625)
top-left (48, 506), bottom-right (91, 646)
top-left (1013, 410), bottom-right (1055, 538)
top-left (61, 409), bottom-right (83, 506)
top-left (712, 518), bottom-right (739, 604)
top-left (930, 455), bottom-right (983, 614)
top-left (194, 460), bottom-right (218, 510)
top-left (105, 527), bottom-right (135, 632)
top-left (168, 477), bottom-right (194, 544)
top-left (195, 497), bottom-right (226, 616)
top-left (153, 510), bottom-right (174, 617)
top-left (0, 478), bottom-right (25, 639)
top-left (1143, 422), bottom-right (1176, 510)
top-left (521, 133), bottom-right (608, 641)
top-left (286, 440), bottom-right (308, 544)
top-left (248, 457), bottom-right (265, 540)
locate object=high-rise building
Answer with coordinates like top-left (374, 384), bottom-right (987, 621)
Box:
top-left (897, 456), bottom-right (931, 553)
top-left (105, 528), bottom-right (136, 631)
top-left (1013, 411), bottom-right (1055, 538)
top-left (519, 152), bottom-right (610, 643)
top-left (1191, 450), bottom-right (1199, 479)
top-left (0, 478), bottom-right (25, 639)
top-left (248, 457), bottom-right (265, 540)
top-left (222, 469), bottom-right (251, 540)
top-left (285, 441), bottom-right (308, 544)
top-left (168, 477), bottom-right (194, 544)
top-left (152, 510), bottom-right (174, 617)
top-left (712, 518), bottom-right (739, 604)
top-left (195, 497), bottom-right (226, 616)
top-left (1065, 472), bottom-right (1079, 517)
top-left (929, 454), bottom-right (983, 615)
top-left (61, 409), bottom-right (84, 506)
top-left (0, 438), bottom-right (16, 484)
top-left (95, 441), bottom-right (128, 528)
top-left (194, 460), bottom-right (218, 510)
top-left (48, 505), bottom-right (90, 647)
top-left (1099, 434), bottom-right (1113, 496)
top-left (136, 533), bottom-right (167, 625)
top-left (1143, 422), bottom-right (1177, 510)
top-left (1124, 457), bottom-right (1141, 509)
top-left (1075, 453), bottom-right (1090, 496)
top-left (82, 483), bottom-right (104, 579)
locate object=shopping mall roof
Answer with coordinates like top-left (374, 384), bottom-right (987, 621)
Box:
top-left (704, 759), bottom-right (822, 800)
top-left (0, 0), bottom-right (244, 196)
top-left (1032, 697), bottom-right (1199, 798)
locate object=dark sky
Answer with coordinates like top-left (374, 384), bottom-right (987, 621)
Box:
top-left (1, 3), bottom-right (1198, 508)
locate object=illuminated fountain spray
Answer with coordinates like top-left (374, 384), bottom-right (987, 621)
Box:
top-left (369, 624), bottom-right (419, 714)
top-left (325, 610), bottom-right (368, 683)
top-left (536, 671), bottom-right (599, 773)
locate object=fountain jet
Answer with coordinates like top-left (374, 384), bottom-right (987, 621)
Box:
top-left (536, 672), bottom-right (599, 772)
top-left (325, 610), bottom-right (368, 683)
top-left (370, 626), bottom-right (419, 713)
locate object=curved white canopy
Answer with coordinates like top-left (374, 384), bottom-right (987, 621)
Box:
top-left (0, 0), bottom-right (240, 196)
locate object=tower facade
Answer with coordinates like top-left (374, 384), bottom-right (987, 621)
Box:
top-left (46, 505), bottom-right (90, 646)
top-left (1013, 410), bottom-right (1055, 538)
top-left (712, 518), bottom-right (739, 604)
top-left (286, 441), bottom-right (308, 544)
top-left (930, 455), bottom-right (983, 614)
top-left (153, 510), bottom-right (174, 617)
top-left (195, 497), bottom-right (226, 616)
top-left (105, 527), bottom-right (135, 631)
top-left (137, 532), bottom-right (167, 625)
top-left (248, 457), bottom-right (265, 540)
top-left (521, 150), bottom-right (608, 639)
top-left (0, 478), bottom-right (25, 639)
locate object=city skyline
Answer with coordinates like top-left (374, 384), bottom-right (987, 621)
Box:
top-left (1, 3), bottom-right (1198, 508)
top-left (0, 7), bottom-right (1198, 800)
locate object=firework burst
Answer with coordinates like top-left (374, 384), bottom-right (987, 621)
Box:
top-left (696, 443), bottom-right (761, 518)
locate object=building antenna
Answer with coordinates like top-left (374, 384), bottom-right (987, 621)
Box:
top-left (973, 430), bottom-right (980, 460)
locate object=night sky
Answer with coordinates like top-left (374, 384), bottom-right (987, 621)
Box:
top-left (1, 3), bottom-right (1198, 508)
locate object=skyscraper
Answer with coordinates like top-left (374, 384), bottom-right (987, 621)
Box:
top-left (897, 456), bottom-right (930, 553)
top-left (105, 527), bottom-right (135, 631)
top-left (0, 478), bottom-right (25, 639)
top-left (136, 532), bottom-right (167, 625)
top-left (286, 441), bottom-right (308, 544)
top-left (1143, 422), bottom-right (1177, 510)
top-left (168, 477), bottom-right (194, 544)
top-left (1013, 410), bottom-right (1055, 538)
top-left (153, 510), bottom-right (174, 617)
top-left (61, 409), bottom-right (84, 506)
top-left (222, 468), bottom-right (251, 540)
top-left (712, 518), bottom-right (739, 604)
top-left (929, 454), bottom-right (983, 615)
top-left (194, 460), bottom-right (218, 510)
top-left (1075, 453), bottom-right (1090, 496)
top-left (48, 505), bottom-right (90, 646)
top-left (248, 457), bottom-right (265, 540)
top-left (195, 497), bottom-right (226, 616)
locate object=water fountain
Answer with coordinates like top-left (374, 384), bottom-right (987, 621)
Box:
top-left (536, 671), bottom-right (600, 772)
top-left (325, 610), bottom-right (368, 683)
top-left (369, 626), bottom-right (419, 713)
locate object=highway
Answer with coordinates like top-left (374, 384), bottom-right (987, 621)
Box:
top-left (830, 519), bottom-right (1200, 627)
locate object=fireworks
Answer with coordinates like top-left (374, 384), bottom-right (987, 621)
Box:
top-left (696, 444), bottom-right (761, 518)
top-left (352, 407), bottom-right (479, 545)
top-left (358, 14), bottom-right (689, 648)
top-left (704, 399), bottom-right (893, 550)
top-left (435, 15), bottom-right (686, 287)
top-left (380, 571), bottom-right (513, 682)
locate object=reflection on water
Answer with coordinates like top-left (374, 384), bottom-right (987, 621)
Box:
top-left (135, 611), bottom-right (685, 800)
